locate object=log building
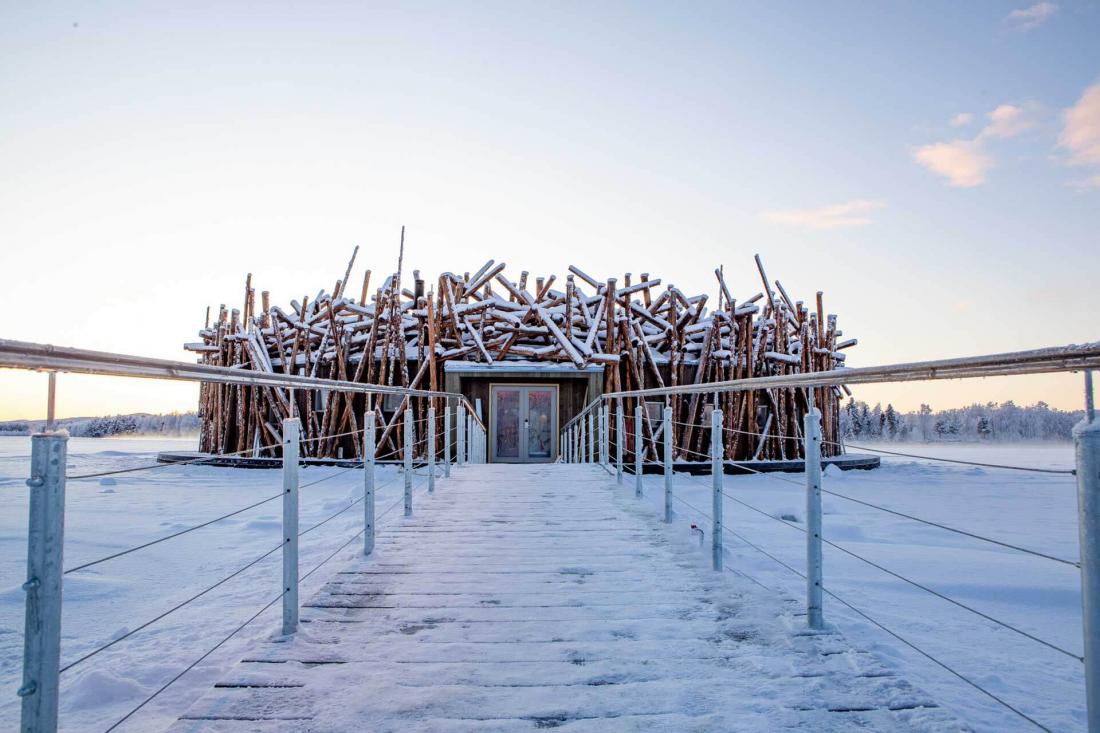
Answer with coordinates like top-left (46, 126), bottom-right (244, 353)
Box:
top-left (185, 250), bottom-right (854, 464)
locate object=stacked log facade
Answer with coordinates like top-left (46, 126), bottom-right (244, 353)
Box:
top-left (187, 252), bottom-right (854, 462)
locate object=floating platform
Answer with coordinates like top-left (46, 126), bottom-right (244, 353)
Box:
top-left (669, 453), bottom-right (880, 475)
top-left (156, 451), bottom-right (879, 473)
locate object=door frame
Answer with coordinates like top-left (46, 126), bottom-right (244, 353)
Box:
top-left (488, 383), bottom-right (559, 463)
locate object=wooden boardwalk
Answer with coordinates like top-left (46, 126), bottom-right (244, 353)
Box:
top-left (170, 464), bottom-right (959, 732)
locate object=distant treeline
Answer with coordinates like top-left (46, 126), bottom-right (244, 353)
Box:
top-left (0, 412), bottom-right (199, 438)
top-left (839, 400), bottom-right (1084, 442)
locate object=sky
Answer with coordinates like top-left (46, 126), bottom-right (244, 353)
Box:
top-left (1, 1), bottom-right (1098, 420)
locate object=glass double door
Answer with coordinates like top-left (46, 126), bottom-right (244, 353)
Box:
top-left (490, 385), bottom-right (557, 463)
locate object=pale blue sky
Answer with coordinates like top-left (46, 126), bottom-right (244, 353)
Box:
top-left (1, 1), bottom-right (1098, 418)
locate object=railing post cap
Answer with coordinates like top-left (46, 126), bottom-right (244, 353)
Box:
top-left (1075, 418), bottom-right (1100, 439)
top-left (32, 429), bottom-right (70, 439)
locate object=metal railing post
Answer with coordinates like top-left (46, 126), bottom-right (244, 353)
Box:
top-left (364, 411), bottom-right (375, 556)
top-left (588, 410), bottom-right (595, 464)
top-left (403, 409), bottom-right (413, 516)
top-left (19, 431), bottom-right (67, 732)
top-left (477, 421), bottom-right (485, 463)
top-left (663, 406), bottom-right (672, 523)
top-left (427, 406), bottom-right (436, 494)
top-left (580, 415), bottom-right (587, 463)
top-left (281, 418), bottom-right (300, 636)
top-left (466, 415), bottom-right (473, 463)
top-left (634, 404), bottom-right (643, 498)
top-left (600, 404), bottom-right (609, 466)
top-left (1076, 370), bottom-right (1100, 731)
top-left (804, 405), bottom-right (825, 630)
top-left (615, 399), bottom-right (624, 484)
top-left (457, 403), bottom-right (466, 466)
top-left (443, 405), bottom-right (452, 477)
top-left (466, 414), bottom-right (473, 464)
top-left (711, 407), bottom-right (724, 571)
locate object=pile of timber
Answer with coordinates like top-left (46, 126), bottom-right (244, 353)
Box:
top-left (186, 248), bottom-right (855, 462)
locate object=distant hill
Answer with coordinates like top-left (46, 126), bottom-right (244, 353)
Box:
top-left (0, 412), bottom-right (199, 438)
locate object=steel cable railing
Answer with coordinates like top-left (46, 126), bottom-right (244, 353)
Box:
top-left (62, 467), bottom-right (405, 674)
top-left (60, 540), bottom-right (284, 674)
top-left (63, 491), bottom-right (284, 575)
top-left (816, 486), bottom-right (1080, 567)
top-left (65, 444), bottom-right (261, 480)
top-left (98, 473), bottom-right (430, 732)
top-left (827, 439), bottom-right (1076, 475)
top-left (7, 342), bottom-right (479, 733)
top-left (103, 590), bottom-right (286, 733)
top-left (592, 385), bottom-right (1093, 733)
top-left (296, 469), bottom-right (436, 538)
top-left (676, 471), bottom-right (1084, 662)
top-left (64, 461), bottom-right (415, 577)
top-left (630, 469), bottom-right (1057, 733)
top-left (711, 423), bottom-right (1080, 568)
top-left (66, 418), bottom-right (443, 480)
top-left (299, 465), bottom-right (360, 489)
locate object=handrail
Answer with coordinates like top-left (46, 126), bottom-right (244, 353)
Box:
top-left (0, 338), bottom-right (462, 399)
top-left (602, 341), bottom-right (1100, 399)
top-left (561, 397), bottom-right (602, 432)
top-left (459, 396), bottom-right (487, 431)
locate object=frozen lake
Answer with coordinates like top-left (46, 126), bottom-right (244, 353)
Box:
top-left (0, 437), bottom-right (1084, 731)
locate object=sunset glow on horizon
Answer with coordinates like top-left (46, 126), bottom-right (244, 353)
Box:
top-left (2, 2), bottom-right (1097, 421)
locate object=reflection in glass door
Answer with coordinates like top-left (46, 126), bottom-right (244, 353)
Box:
top-left (490, 385), bottom-right (557, 462)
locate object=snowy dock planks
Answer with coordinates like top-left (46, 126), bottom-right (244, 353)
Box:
top-left (170, 464), bottom-right (956, 732)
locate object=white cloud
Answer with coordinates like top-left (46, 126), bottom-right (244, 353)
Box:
top-left (912, 140), bottom-right (991, 187)
top-left (1059, 81), bottom-right (1100, 190)
top-left (1005, 2), bottom-right (1058, 31)
top-left (1068, 174), bottom-right (1100, 191)
top-left (1060, 81), bottom-right (1100, 167)
top-left (914, 102), bottom-right (1036, 186)
top-left (950, 112), bottom-right (974, 127)
top-left (979, 104), bottom-right (1034, 140)
top-left (761, 200), bottom-right (883, 230)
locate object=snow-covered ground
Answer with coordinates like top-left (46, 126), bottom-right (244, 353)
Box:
top-left (0, 436), bottom-right (422, 732)
top-left (0, 438), bottom-right (1084, 732)
top-left (636, 442), bottom-right (1082, 733)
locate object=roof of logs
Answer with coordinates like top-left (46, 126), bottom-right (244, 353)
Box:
top-left (185, 250), bottom-right (857, 384)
